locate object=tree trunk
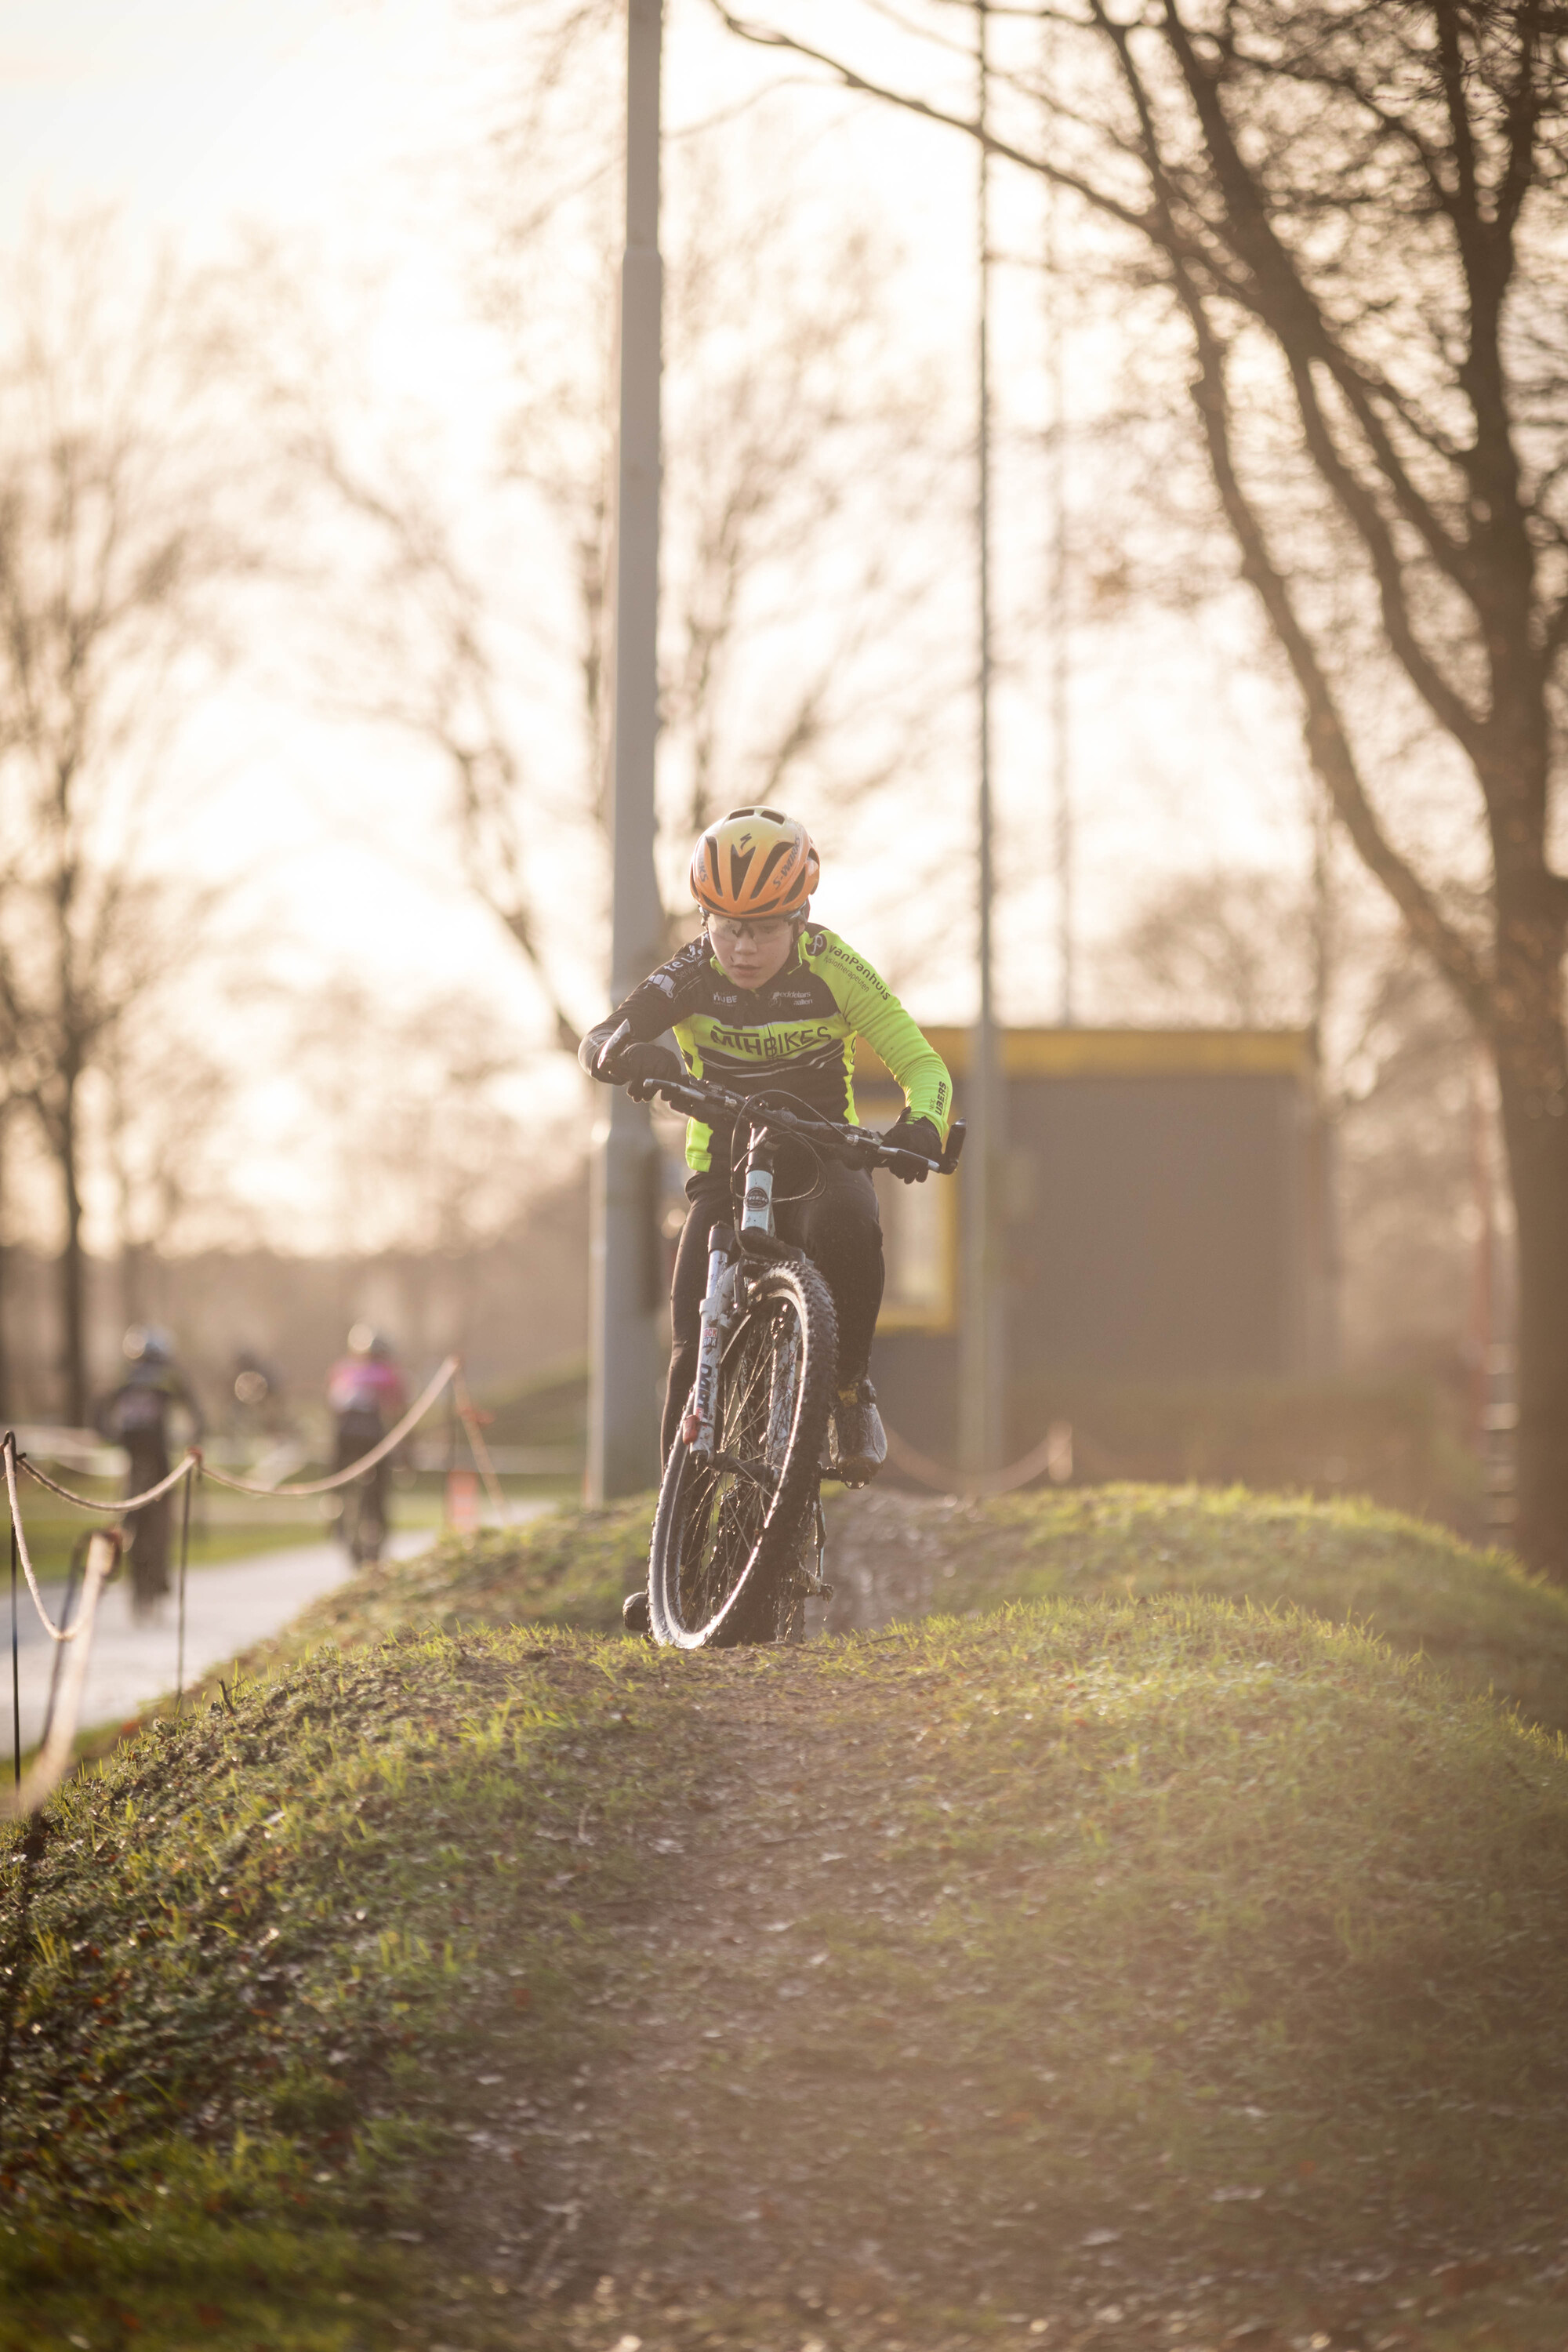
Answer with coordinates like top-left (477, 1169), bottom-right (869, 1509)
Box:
top-left (59, 1080), bottom-right (88, 1428)
top-left (1497, 1068), bottom-right (1568, 1577)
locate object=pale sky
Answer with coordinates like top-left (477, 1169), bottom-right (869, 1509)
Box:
top-left (0, 0), bottom-right (1312, 1250)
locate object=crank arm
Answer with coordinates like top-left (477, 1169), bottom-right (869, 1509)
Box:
top-left (708, 1450), bottom-right (778, 1491)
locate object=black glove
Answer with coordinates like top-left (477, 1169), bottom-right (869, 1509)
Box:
top-left (601, 1039), bottom-right (685, 1087)
top-left (880, 1112), bottom-right (942, 1182)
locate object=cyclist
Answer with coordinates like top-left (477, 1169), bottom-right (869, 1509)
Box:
top-left (95, 1326), bottom-right (204, 1619)
top-left (325, 1326), bottom-right (406, 1559)
top-left (581, 804), bottom-right (952, 1500)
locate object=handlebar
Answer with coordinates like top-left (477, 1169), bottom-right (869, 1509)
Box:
top-left (624, 1066), bottom-right (967, 1181)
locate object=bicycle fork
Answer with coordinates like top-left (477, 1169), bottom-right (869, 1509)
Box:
top-left (679, 1129), bottom-right (778, 1460)
top-left (681, 1223), bottom-right (739, 1458)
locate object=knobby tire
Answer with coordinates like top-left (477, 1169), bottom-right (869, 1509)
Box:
top-left (648, 1257), bottom-right (837, 1649)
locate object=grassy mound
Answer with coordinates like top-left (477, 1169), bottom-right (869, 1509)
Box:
top-left (5, 1593), bottom-right (1568, 2348)
top-left (0, 1627), bottom-right (703, 2350)
top-left (916, 1482), bottom-right (1568, 1732)
top-left (241, 1497), bottom-right (653, 1674)
top-left (267, 1481), bottom-right (1568, 1735)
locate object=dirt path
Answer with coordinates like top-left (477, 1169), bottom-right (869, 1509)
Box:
top-left (431, 1642), bottom-right (1191, 2352)
top-left (394, 1590), bottom-right (1568, 2352)
top-left (7, 1570), bottom-right (1563, 2351)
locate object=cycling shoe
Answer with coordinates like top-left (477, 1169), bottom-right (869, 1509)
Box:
top-left (828, 1377), bottom-right (887, 1487)
top-left (622, 1588), bottom-right (652, 1639)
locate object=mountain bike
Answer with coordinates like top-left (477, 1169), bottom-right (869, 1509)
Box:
top-left (619, 1058), bottom-right (964, 1650)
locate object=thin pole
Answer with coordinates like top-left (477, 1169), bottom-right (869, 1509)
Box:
top-left (589, 0), bottom-right (666, 1501)
top-left (1043, 19), bottom-right (1073, 1026)
top-left (1308, 780), bottom-right (1339, 1373)
top-left (175, 1467), bottom-right (192, 1713)
top-left (1469, 1041), bottom-right (1495, 1456)
top-left (9, 1500), bottom-right (18, 1790)
top-left (960, 0), bottom-right (1005, 1479)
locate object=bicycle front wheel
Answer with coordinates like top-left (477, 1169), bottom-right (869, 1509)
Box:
top-left (648, 1257), bottom-right (837, 1649)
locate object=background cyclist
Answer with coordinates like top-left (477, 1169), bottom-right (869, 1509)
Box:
top-left (325, 1325), bottom-right (406, 1556)
top-left (95, 1325), bottom-right (203, 1618)
top-left (581, 804), bottom-right (952, 1490)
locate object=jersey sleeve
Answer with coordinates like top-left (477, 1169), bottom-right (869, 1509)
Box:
top-left (577, 937), bottom-right (710, 1077)
top-left (813, 934), bottom-right (953, 1141)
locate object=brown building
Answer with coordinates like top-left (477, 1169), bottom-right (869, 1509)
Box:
top-left (855, 1027), bottom-right (1332, 1465)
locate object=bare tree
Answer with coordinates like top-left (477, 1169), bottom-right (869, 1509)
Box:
top-left (1104, 865), bottom-right (1316, 1032)
top-left (98, 1011), bottom-right (238, 1333)
top-left (0, 216), bottom-right (260, 1419)
top-left (709, 0), bottom-right (1568, 1573)
top-left (281, 979), bottom-right (556, 1259)
top-left (280, 102), bottom-right (960, 1045)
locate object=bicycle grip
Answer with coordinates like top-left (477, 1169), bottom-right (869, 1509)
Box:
top-left (938, 1120), bottom-right (967, 1175)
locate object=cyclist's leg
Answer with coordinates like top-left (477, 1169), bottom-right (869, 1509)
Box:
top-left (783, 1164), bottom-right (886, 1479)
top-left (783, 1162), bottom-right (884, 1381)
top-left (125, 1443), bottom-right (172, 1613)
top-left (660, 1174), bottom-right (731, 1464)
top-left (332, 1421), bottom-right (359, 1544)
top-left (367, 1450), bottom-right (390, 1540)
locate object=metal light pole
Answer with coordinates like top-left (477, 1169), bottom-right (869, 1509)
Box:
top-left (1043, 46), bottom-right (1074, 1028)
top-left (588, 0), bottom-right (665, 1501)
top-left (959, 0), bottom-right (1006, 1479)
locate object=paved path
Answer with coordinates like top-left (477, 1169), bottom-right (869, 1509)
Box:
top-left (8, 1526), bottom-right (446, 1754)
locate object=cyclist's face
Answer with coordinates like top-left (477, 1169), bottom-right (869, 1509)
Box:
top-left (706, 913), bottom-right (797, 989)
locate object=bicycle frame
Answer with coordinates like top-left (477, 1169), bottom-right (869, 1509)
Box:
top-left (678, 1121), bottom-right (784, 1464)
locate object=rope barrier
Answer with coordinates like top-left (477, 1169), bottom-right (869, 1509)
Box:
top-left (453, 1370), bottom-right (508, 1517)
top-left (2, 1436), bottom-right (99, 1645)
top-left (2, 1353), bottom-right (464, 1821)
top-left (884, 1423), bottom-right (1069, 1501)
top-left (201, 1356), bottom-right (459, 1497)
top-left (17, 1446), bottom-right (200, 1516)
top-left (38, 1537), bottom-right (86, 1752)
top-left (2, 1530), bottom-right (119, 1820)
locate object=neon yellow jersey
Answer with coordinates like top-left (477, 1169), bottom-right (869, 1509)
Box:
top-left (595, 925), bottom-right (953, 1174)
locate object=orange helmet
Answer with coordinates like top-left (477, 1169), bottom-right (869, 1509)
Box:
top-left (689, 806), bottom-right (819, 921)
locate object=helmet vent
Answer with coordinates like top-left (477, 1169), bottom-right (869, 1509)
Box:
top-left (753, 840), bottom-right (792, 898)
